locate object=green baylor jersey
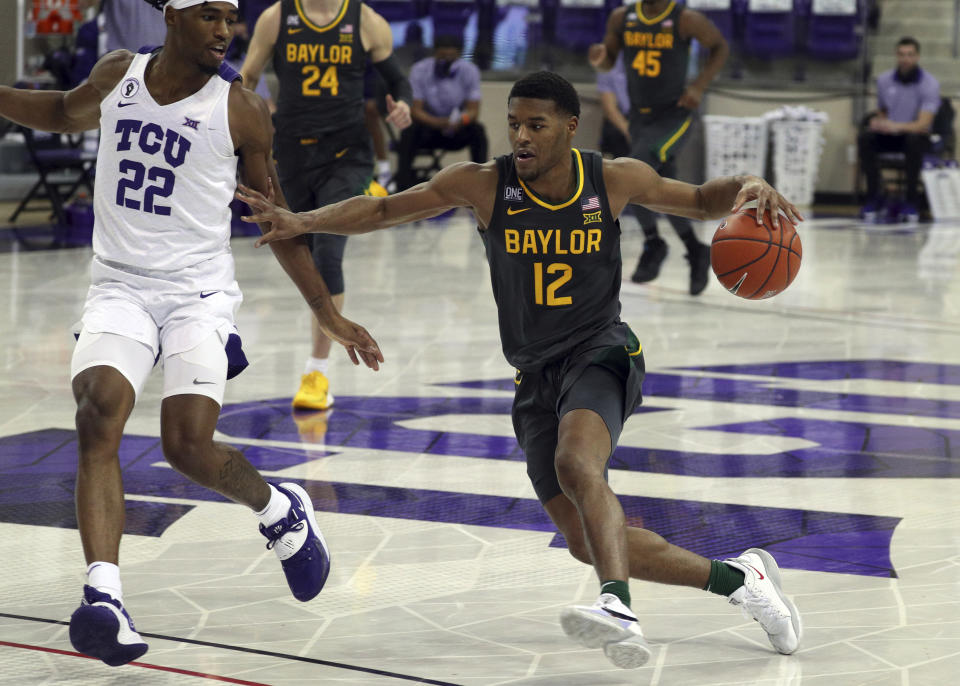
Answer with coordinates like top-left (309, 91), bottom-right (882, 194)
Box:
top-left (480, 150), bottom-right (625, 371)
top-left (273, 0), bottom-right (367, 136)
top-left (621, 1), bottom-right (690, 111)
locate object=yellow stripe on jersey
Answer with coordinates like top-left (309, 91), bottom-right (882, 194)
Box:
top-left (636, 0), bottom-right (676, 26)
top-left (294, 0), bottom-right (349, 33)
top-left (517, 149), bottom-right (585, 211)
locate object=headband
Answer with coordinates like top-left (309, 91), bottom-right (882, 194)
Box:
top-left (167, 0), bottom-right (239, 10)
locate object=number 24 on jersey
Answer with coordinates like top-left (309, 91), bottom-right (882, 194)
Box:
top-left (301, 65), bottom-right (339, 96)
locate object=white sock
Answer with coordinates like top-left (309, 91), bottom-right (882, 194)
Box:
top-left (255, 484), bottom-right (292, 527)
top-left (377, 159), bottom-right (390, 174)
top-left (87, 561), bottom-right (123, 603)
top-left (304, 357), bottom-right (328, 375)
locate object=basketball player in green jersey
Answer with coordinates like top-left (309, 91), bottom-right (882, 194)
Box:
top-left (241, 0), bottom-right (412, 411)
top-left (237, 72), bottom-right (804, 669)
top-left (590, 0), bottom-right (729, 295)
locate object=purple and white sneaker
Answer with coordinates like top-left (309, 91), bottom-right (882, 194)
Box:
top-left (69, 585), bottom-right (148, 666)
top-left (260, 482), bottom-right (331, 601)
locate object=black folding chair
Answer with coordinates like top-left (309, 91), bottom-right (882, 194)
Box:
top-left (10, 125), bottom-right (96, 226)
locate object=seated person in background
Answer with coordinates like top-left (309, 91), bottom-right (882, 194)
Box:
top-left (859, 36), bottom-right (940, 222)
top-left (597, 53), bottom-right (631, 159)
top-left (395, 35), bottom-right (489, 191)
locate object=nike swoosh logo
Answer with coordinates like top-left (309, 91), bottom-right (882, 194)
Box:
top-left (193, 378), bottom-right (216, 385)
top-left (200, 290), bottom-right (220, 298)
top-left (602, 607), bottom-right (638, 623)
top-left (506, 207), bottom-right (530, 215)
top-left (288, 28), bottom-right (303, 34)
top-left (745, 563), bottom-right (765, 580)
top-left (118, 102), bottom-right (136, 107)
top-left (335, 148), bottom-right (349, 158)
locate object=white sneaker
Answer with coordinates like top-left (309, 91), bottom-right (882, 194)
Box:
top-left (725, 548), bottom-right (802, 654)
top-left (560, 593), bottom-right (652, 669)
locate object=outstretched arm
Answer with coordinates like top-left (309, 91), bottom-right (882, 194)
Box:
top-left (603, 157), bottom-right (803, 228)
top-left (230, 86), bottom-right (384, 370)
top-left (0, 50), bottom-right (130, 133)
top-left (236, 160), bottom-right (495, 245)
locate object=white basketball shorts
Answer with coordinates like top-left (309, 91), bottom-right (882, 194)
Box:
top-left (71, 253), bottom-right (245, 404)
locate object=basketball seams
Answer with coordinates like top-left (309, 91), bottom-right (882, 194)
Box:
top-left (743, 217), bottom-right (785, 299)
top-left (713, 240), bottom-right (772, 278)
top-left (711, 207), bottom-right (801, 299)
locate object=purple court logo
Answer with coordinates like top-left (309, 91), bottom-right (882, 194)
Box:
top-left (121, 78), bottom-right (140, 99)
top-left (3, 359), bottom-right (957, 579)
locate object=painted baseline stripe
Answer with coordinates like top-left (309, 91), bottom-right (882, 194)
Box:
top-left (0, 613), bottom-right (463, 686)
top-left (0, 640), bottom-right (268, 685)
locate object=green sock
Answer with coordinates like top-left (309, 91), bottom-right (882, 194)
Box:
top-left (600, 580), bottom-right (631, 608)
top-left (704, 560), bottom-right (746, 597)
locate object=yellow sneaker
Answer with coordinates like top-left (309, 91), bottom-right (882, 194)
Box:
top-left (292, 371), bottom-right (335, 410)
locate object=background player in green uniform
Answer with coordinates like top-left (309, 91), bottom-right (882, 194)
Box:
top-left (236, 72), bottom-right (804, 670)
top-left (590, 0), bottom-right (728, 295)
top-left (241, 0), bottom-right (412, 411)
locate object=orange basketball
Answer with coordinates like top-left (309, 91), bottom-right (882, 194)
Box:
top-left (711, 204), bottom-right (802, 299)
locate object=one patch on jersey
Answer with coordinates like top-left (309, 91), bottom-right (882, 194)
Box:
top-left (341, 23), bottom-right (353, 33)
top-left (663, 19), bottom-right (674, 28)
top-left (504, 186), bottom-right (524, 202)
top-left (340, 33), bottom-right (353, 43)
top-left (286, 14), bottom-right (300, 26)
top-left (582, 195), bottom-right (600, 211)
top-left (583, 211), bottom-right (602, 225)
top-left (120, 78), bottom-right (140, 99)
top-left (627, 12), bottom-right (637, 20)
top-left (182, 116), bottom-right (200, 130)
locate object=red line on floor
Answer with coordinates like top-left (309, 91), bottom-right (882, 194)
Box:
top-left (0, 640), bottom-right (270, 685)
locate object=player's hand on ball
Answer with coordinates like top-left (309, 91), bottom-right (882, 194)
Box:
top-left (320, 314), bottom-right (385, 371)
top-left (235, 184), bottom-right (308, 246)
top-left (588, 43), bottom-right (608, 68)
top-left (385, 95), bottom-right (412, 130)
top-left (731, 176), bottom-right (804, 229)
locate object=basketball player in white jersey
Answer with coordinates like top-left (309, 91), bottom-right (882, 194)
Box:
top-left (0, 0), bottom-right (383, 667)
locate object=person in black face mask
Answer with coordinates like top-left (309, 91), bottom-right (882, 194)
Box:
top-left (858, 36), bottom-right (943, 223)
top-left (396, 34), bottom-right (489, 191)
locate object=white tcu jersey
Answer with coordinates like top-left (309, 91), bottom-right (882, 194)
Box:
top-left (94, 48), bottom-right (240, 270)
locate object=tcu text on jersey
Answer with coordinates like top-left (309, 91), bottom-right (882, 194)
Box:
top-left (112, 118), bottom-right (192, 215)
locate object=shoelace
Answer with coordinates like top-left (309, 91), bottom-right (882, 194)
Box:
top-left (263, 516), bottom-right (305, 550)
top-left (733, 593), bottom-right (785, 630)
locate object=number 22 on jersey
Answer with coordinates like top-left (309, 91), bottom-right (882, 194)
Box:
top-left (301, 65), bottom-right (339, 96)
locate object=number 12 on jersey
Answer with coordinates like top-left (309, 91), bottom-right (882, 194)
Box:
top-left (533, 262), bottom-right (572, 306)
top-left (301, 65), bottom-right (339, 96)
